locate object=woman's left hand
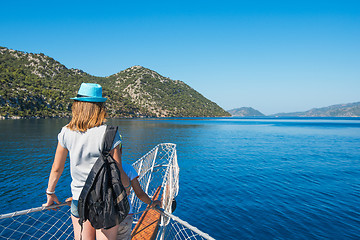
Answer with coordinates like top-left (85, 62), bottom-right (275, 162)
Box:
top-left (150, 200), bottom-right (161, 208)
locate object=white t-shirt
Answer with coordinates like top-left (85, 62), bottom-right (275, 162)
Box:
top-left (58, 124), bottom-right (121, 200)
top-left (122, 163), bottom-right (139, 214)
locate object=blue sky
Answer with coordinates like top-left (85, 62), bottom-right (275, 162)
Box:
top-left (1, 0), bottom-right (359, 115)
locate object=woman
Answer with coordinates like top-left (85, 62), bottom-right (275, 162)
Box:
top-left (43, 83), bottom-right (130, 240)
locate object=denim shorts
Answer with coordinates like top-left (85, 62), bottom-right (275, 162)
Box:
top-left (71, 200), bottom-right (79, 218)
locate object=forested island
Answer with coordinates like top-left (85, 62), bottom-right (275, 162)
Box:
top-left (228, 107), bottom-right (265, 117)
top-left (0, 47), bottom-right (230, 119)
top-left (270, 102), bottom-right (360, 117)
top-left (228, 103), bottom-right (360, 117)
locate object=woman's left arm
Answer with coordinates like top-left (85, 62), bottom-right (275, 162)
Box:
top-left (43, 142), bottom-right (68, 207)
top-left (110, 145), bottom-right (131, 194)
top-left (131, 177), bottom-right (161, 208)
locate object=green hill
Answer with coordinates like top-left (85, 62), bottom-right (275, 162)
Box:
top-left (0, 47), bottom-right (230, 119)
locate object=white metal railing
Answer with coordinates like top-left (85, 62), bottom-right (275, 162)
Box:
top-left (0, 143), bottom-right (214, 240)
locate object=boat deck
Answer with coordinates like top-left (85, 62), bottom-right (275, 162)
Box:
top-left (131, 186), bottom-right (162, 240)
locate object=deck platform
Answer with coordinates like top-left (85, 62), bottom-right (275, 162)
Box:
top-left (131, 186), bottom-right (162, 240)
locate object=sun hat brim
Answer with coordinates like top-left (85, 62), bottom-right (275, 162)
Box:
top-left (70, 97), bottom-right (107, 102)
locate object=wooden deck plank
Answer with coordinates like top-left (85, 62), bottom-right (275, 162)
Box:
top-left (131, 186), bottom-right (162, 240)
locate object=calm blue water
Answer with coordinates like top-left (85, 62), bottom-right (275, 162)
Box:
top-left (0, 118), bottom-right (360, 240)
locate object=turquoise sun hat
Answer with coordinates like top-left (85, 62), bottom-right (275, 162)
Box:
top-left (70, 83), bottom-right (107, 102)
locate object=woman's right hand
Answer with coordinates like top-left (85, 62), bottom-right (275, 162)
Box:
top-left (43, 194), bottom-right (60, 207)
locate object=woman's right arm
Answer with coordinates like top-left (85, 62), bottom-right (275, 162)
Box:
top-left (43, 142), bottom-right (68, 207)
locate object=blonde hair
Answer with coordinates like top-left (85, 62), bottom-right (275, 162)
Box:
top-left (67, 101), bottom-right (107, 132)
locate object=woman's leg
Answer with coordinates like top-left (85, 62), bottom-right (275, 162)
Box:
top-left (71, 216), bottom-right (96, 240)
top-left (70, 199), bottom-right (118, 240)
top-left (70, 200), bottom-right (96, 240)
top-left (96, 224), bottom-right (120, 240)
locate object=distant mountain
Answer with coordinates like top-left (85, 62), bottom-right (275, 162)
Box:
top-left (0, 46), bottom-right (230, 119)
top-left (228, 107), bottom-right (265, 117)
top-left (272, 102), bottom-right (360, 117)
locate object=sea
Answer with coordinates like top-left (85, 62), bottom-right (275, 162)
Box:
top-left (0, 117), bottom-right (359, 240)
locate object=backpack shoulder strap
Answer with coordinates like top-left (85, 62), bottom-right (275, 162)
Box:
top-left (102, 125), bottom-right (119, 155)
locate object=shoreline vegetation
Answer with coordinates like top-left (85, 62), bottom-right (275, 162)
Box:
top-left (0, 46), bottom-right (230, 119)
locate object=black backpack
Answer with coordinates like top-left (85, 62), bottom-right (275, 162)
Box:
top-left (78, 125), bottom-right (130, 229)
